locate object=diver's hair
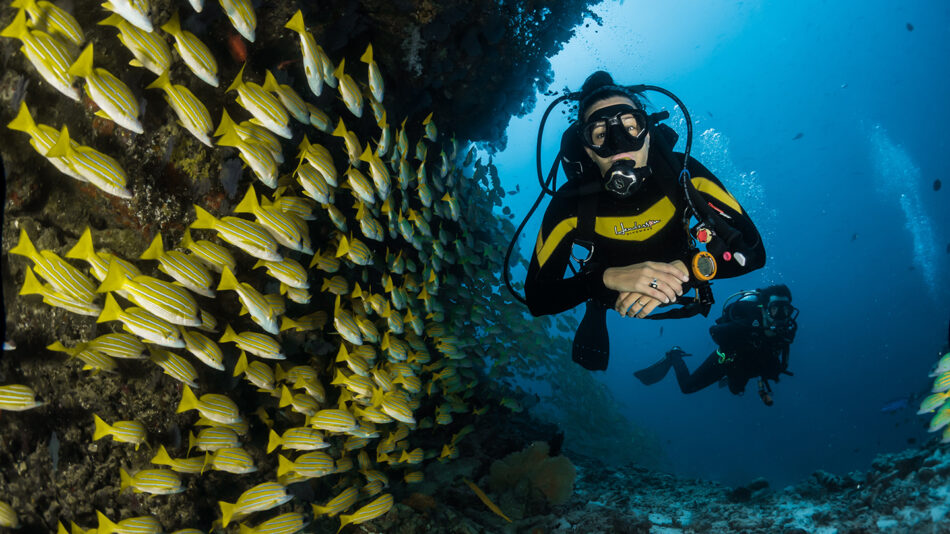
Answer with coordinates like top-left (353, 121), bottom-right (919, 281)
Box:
top-left (577, 71), bottom-right (643, 121)
top-left (758, 284), bottom-right (793, 302)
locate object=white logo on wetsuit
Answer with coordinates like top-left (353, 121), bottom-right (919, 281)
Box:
top-left (614, 219), bottom-right (661, 235)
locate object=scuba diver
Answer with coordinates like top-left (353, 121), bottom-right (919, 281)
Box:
top-left (635, 285), bottom-right (799, 406)
top-left (515, 71), bottom-right (766, 371)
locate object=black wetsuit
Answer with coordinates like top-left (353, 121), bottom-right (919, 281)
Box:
top-left (672, 297), bottom-right (795, 395)
top-left (524, 146), bottom-right (766, 316)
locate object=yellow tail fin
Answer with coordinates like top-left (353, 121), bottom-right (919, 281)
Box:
top-left (233, 350), bottom-right (248, 377)
top-left (96, 260), bottom-right (129, 293)
top-left (219, 500), bottom-right (236, 527)
top-left (284, 10), bottom-right (306, 34)
top-left (332, 118), bottom-right (346, 138)
top-left (176, 384), bottom-right (199, 414)
top-left (44, 126), bottom-right (74, 158)
top-left (68, 43), bottom-right (95, 79)
top-left (360, 43), bottom-right (373, 65)
top-left (96, 511), bottom-right (118, 534)
top-left (190, 205), bottom-right (219, 230)
top-left (278, 385), bottom-right (293, 408)
top-left (225, 63), bottom-right (246, 94)
top-left (139, 232), bottom-right (165, 260)
top-left (262, 70), bottom-right (280, 93)
top-left (151, 444), bottom-right (174, 467)
top-left (145, 71), bottom-right (171, 92)
top-left (335, 236), bottom-right (349, 258)
top-left (217, 267), bottom-right (239, 292)
top-left (7, 101), bottom-right (37, 135)
top-left (19, 267), bottom-right (48, 297)
top-left (92, 414), bottom-right (112, 440)
top-left (276, 454), bottom-right (294, 477)
top-left (233, 184), bottom-right (260, 214)
top-left (333, 58), bottom-right (345, 80)
top-left (97, 293), bottom-right (123, 323)
top-left (266, 429), bottom-right (282, 453)
top-left (9, 228), bottom-right (39, 261)
top-left (97, 13), bottom-right (124, 27)
top-left (213, 109), bottom-right (238, 138)
top-left (159, 10), bottom-right (181, 36)
top-left (0, 8), bottom-right (29, 39)
top-left (66, 227), bottom-right (96, 261)
top-left (219, 323), bottom-right (238, 343)
top-left (119, 468), bottom-right (132, 491)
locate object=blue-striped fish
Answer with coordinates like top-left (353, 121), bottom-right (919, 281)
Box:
top-left (368, 96), bottom-right (384, 123)
top-left (332, 119), bottom-right (361, 166)
top-left (336, 235), bottom-right (373, 266)
top-left (120, 468), bottom-right (184, 495)
top-left (44, 126), bottom-right (131, 198)
top-left (213, 112), bottom-right (279, 188)
top-left (355, 204), bottom-right (384, 242)
top-left (333, 58), bottom-right (362, 118)
top-left (196, 416), bottom-right (248, 435)
top-left (321, 275), bottom-right (348, 296)
top-left (405, 471), bottom-right (424, 483)
top-left (283, 11), bottom-right (323, 97)
top-left (307, 102), bottom-right (331, 132)
top-left (354, 315), bottom-right (379, 344)
top-left (254, 258), bottom-right (308, 289)
top-left (47, 340), bottom-right (118, 373)
top-left (97, 293), bottom-right (184, 347)
top-left (98, 14), bottom-right (170, 75)
top-left (206, 446), bottom-right (257, 474)
top-left (308, 407), bottom-right (357, 433)
top-left (65, 227), bottom-right (141, 286)
top-left (7, 102), bottom-right (84, 181)
top-left (139, 231), bottom-right (214, 296)
top-left (101, 0), bottom-right (151, 32)
top-left (333, 296), bottom-right (363, 345)
top-left (238, 512), bottom-right (307, 534)
top-left (218, 0), bottom-right (255, 42)
top-left (331, 369), bottom-right (373, 397)
top-left (97, 261), bottom-right (201, 327)
top-left (358, 145), bottom-right (390, 201)
top-left (0, 384), bottom-right (44, 411)
top-left (93, 414), bottom-right (146, 449)
top-left (189, 426), bottom-right (240, 452)
top-left (19, 266), bottom-right (102, 316)
top-left (422, 112), bottom-right (438, 142)
top-left (265, 189), bottom-right (315, 220)
top-left (95, 511), bottom-right (161, 534)
top-left (311, 487), bottom-right (357, 518)
top-left (236, 119), bottom-right (284, 163)
top-left (13, 0), bottom-right (84, 46)
top-left (68, 43), bottom-right (143, 133)
top-left (338, 494), bottom-right (393, 532)
top-left (10, 228), bottom-right (98, 303)
top-left (1, 9), bottom-right (80, 101)
top-left (395, 118), bottom-right (408, 158)
top-left (309, 249), bottom-right (340, 273)
top-left (220, 323), bottom-right (283, 359)
top-left (233, 351), bottom-right (275, 391)
top-left (179, 327), bottom-right (224, 370)
top-left (151, 445), bottom-right (205, 474)
top-left (277, 386), bottom-right (318, 416)
top-left (160, 11), bottom-right (218, 87)
top-left (359, 44), bottom-right (383, 103)
top-left (375, 112), bottom-right (391, 157)
top-left (280, 283), bottom-right (310, 305)
top-left (297, 135), bottom-right (339, 186)
top-left (219, 482), bottom-right (292, 527)
top-left (149, 347), bottom-right (198, 386)
top-left (277, 451), bottom-right (334, 478)
top-left (235, 186), bottom-right (312, 254)
top-left (361, 480), bottom-right (384, 497)
top-left (263, 70), bottom-right (309, 124)
top-left (226, 64), bottom-right (289, 138)
top-left (180, 228), bottom-right (236, 273)
top-left (177, 384), bottom-right (242, 424)
top-left (86, 332), bottom-right (146, 359)
top-left (191, 205), bottom-right (281, 262)
top-left (934, 371), bottom-right (950, 394)
top-left (326, 204), bottom-right (348, 232)
top-left (145, 72), bottom-right (213, 147)
top-left (267, 427), bottom-right (327, 453)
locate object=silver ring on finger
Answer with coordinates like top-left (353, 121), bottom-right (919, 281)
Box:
top-left (649, 278), bottom-right (659, 289)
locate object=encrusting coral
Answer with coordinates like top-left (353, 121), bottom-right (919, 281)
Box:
top-left (489, 441), bottom-right (576, 506)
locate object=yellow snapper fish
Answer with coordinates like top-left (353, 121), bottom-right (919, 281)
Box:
top-left (358, 145), bottom-right (391, 201)
top-left (101, 0), bottom-right (152, 32)
top-left (66, 227), bottom-right (141, 289)
top-left (267, 427), bottom-right (327, 453)
top-left (233, 351), bottom-right (275, 390)
top-left (332, 118), bottom-right (361, 166)
top-left (376, 111), bottom-right (392, 157)
top-left (235, 185), bottom-right (313, 254)
top-left (145, 71), bottom-right (213, 147)
top-left (218, 482), bottom-right (292, 527)
top-left (12, 0), bottom-right (84, 47)
top-left (44, 126), bottom-right (131, 198)
top-left (180, 228), bottom-right (237, 273)
top-left (93, 413), bottom-right (146, 449)
top-left (280, 283), bottom-right (310, 305)
top-left (139, 231), bottom-right (214, 297)
top-left (263, 70), bottom-right (309, 124)
top-left (277, 451), bottom-right (335, 478)
top-left (150, 445), bottom-right (205, 474)
top-left (177, 384), bottom-right (242, 424)
top-left (337, 493), bottom-right (393, 532)
top-left (206, 446), bottom-right (257, 474)
top-left (20, 267), bottom-right (101, 316)
top-left (0, 384), bottom-right (44, 411)
top-left (308, 407), bottom-right (357, 434)
top-left (120, 467), bottom-right (184, 495)
top-left (307, 102), bottom-right (332, 132)
top-left (298, 135), bottom-right (339, 186)
top-left (311, 487), bottom-right (357, 518)
top-left (254, 258), bottom-right (308, 289)
top-left (216, 268), bottom-right (281, 335)
top-left (160, 11), bottom-right (218, 87)
top-left (218, 0), bottom-right (255, 42)
top-left (422, 112), bottom-right (438, 142)
top-left (7, 101), bottom-right (84, 181)
top-left (149, 346), bottom-right (199, 386)
top-left (264, 189), bottom-right (315, 220)
top-left (98, 14), bottom-right (171, 75)
top-left (213, 111), bottom-right (279, 188)
top-left (47, 340), bottom-right (117, 373)
top-left (236, 116), bottom-right (283, 164)
top-left (85, 332), bottom-right (146, 360)
top-left (283, 10), bottom-right (323, 97)
top-left (344, 167), bottom-right (376, 205)
top-left (97, 293), bottom-right (183, 347)
top-left (333, 58), bottom-right (363, 118)
top-left (178, 327), bottom-right (224, 370)
top-left (226, 64), bottom-right (290, 138)
top-left (10, 227), bottom-right (98, 302)
top-left (309, 248), bottom-right (341, 273)
top-left (191, 204), bottom-right (282, 261)
top-left (238, 512), bottom-right (307, 534)
top-left (189, 426), bottom-right (240, 452)
top-left (95, 512), bottom-right (161, 534)
top-left (97, 260), bottom-right (201, 327)
top-left (1, 9), bottom-right (80, 101)
top-left (68, 43), bottom-right (143, 134)
top-left (359, 43), bottom-right (383, 103)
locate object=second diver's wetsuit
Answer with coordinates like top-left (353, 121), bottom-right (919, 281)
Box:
top-left (671, 295), bottom-right (795, 395)
top-left (524, 143), bottom-right (766, 317)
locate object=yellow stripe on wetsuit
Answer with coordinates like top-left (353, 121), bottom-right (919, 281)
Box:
top-left (691, 176), bottom-right (743, 215)
top-left (534, 197), bottom-right (676, 269)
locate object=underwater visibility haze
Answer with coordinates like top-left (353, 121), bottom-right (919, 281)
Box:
top-left (1, 0), bottom-right (950, 533)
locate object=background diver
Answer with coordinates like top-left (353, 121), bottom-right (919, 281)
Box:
top-left (520, 71), bottom-right (766, 370)
top-left (635, 285), bottom-right (799, 406)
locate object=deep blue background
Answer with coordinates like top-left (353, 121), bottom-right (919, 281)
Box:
top-left (494, 0), bottom-right (950, 487)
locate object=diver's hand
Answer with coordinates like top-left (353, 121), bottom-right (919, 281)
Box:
top-left (615, 292), bottom-right (663, 318)
top-left (603, 261), bottom-right (690, 304)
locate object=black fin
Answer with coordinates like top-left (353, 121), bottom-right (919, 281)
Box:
top-left (634, 355), bottom-right (673, 385)
top-left (572, 300), bottom-right (609, 371)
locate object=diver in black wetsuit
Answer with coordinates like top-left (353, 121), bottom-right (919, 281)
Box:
top-left (523, 71), bottom-right (766, 370)
top-left (635, 285), bottom-right (799, 405)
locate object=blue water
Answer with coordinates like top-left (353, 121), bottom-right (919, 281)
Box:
top-left (496, 0), bottom-right (950, 488)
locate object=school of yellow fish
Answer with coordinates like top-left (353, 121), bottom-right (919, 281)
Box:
top-left (0, 2), bottom-right (550, 531)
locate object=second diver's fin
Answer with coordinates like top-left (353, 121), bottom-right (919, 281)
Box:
top-left (634, 356), bottom-right (674, 385)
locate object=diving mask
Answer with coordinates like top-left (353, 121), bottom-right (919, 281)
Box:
top-left (580, 104), bottom-right (648, 157)
top-left (766, 296), bottom-right (796, 329)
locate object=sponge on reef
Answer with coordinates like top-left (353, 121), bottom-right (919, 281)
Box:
top-left (488, 441), bottom-right (576, 505)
